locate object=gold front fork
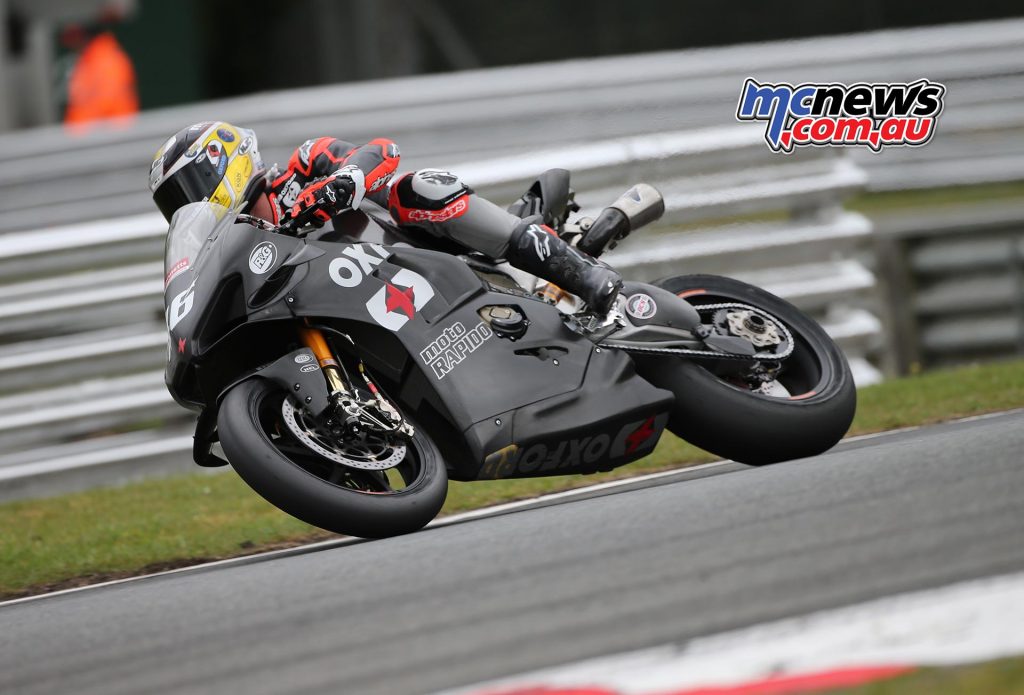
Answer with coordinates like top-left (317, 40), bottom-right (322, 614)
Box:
top-left (298, 325), bottom-right (348, 396)
top-left (298, 323), bottom-right (411, 435)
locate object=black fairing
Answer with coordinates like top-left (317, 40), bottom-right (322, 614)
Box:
top-left (165, 216), bottom-right (673, 481)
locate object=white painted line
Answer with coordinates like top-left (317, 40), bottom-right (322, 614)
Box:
top-left (0, 464), bottom-right (736, 607)
top-left (0, 536), bottom-right (363, 609)
top-left (842, 407), bottom-right (1024, 444)
top-left (427, 459), bottom-right (736, 525)
top-left (3, 408), bottom-right (1020, 608)
top-left (440, 570), bottom-right (1024, 695)
top-left (0, 460), bottom-right (736, 609)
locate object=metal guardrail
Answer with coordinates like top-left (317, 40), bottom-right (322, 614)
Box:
top-left (852, 98), bottom-right (1024, 192)
top-left (873, 201), bottom-right (1024, 373)
top-left (0, 17), bottom-right (1021, 231)
top-left (8, 16), bottom-right (1024, 500)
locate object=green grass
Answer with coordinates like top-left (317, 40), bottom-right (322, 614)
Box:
top-left (1, 358), bottom-right (1023, 599)
top-left (846, 180), bottom-right (1024, 215)
top-left (852, 358), bottom-right (1024, 432)
top-left (828, 657), bottom-right (1024, 694)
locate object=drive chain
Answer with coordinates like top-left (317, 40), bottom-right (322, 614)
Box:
top-left (599, 303), bottom-right (796, 361)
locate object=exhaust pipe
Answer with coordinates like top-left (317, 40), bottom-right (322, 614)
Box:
top-left (577, 183), bottom-right (665, 256)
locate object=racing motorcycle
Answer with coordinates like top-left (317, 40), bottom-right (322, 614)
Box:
top-left (164, 170), bottom-right (855, 538)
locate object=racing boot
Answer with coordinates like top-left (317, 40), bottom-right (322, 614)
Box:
top-left (506, 221), bottom-right (622, 315)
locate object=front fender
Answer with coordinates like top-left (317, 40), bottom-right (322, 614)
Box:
top-left (243, 347), bottom-right (332, 417)
top-left (192, 347), bottom-right (331, 468)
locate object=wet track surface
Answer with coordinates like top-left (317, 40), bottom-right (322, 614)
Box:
top-left (3, 411), bottom-right (1023, 695)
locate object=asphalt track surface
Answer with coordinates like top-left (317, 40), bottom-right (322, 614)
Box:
top-left (3, 411), bottom-right (1023, 695)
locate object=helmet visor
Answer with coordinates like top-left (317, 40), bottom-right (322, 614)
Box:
top-left (153, 154), bottom-right (223, 222)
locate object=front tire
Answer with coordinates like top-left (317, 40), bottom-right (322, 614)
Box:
top-left (635, 274), bottom-right (856, 465)
top-left (218, 378), bottom-right (448, 538)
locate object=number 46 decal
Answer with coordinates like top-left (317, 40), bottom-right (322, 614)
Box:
top-left (167, 285), bottom-right (195, 330)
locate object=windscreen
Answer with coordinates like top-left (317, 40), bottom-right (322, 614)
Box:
top-left (163, 201), bottom-right (234, 289)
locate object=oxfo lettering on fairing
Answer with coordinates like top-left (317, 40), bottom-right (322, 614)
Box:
top-left (478, 414), bottom-right (668, 479)
top-left (325, 243), bottom-right (435, 332)
top-left (328, 243), bottom-right (390, 287)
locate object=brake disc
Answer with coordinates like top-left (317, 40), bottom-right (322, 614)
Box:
top-left (281, 400), bottom-right (406, 471)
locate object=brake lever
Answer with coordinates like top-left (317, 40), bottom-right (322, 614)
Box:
top-left (236, 213), bottom-right (278, 231)
top-left (240, 213), bottom-right (310, 237)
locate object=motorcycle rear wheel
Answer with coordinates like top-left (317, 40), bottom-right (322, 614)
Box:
top-left (635, 274), bottom-right (856, 465)
top-left (218, 378), bottom-right (448, 538)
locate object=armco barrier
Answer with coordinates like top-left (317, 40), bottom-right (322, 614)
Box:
top-left (0, 18), bottom-right (1021, 230)
top-left (873, 201), bottom-right (1024, 373)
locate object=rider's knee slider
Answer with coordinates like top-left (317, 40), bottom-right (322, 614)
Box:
top-left (389, 169), bottom-right (472, 222)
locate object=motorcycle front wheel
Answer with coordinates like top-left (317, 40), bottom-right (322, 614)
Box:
top-left (218, 378), bottom-right (448, 538)
top-left (635, 274), bottom-right (857, 465)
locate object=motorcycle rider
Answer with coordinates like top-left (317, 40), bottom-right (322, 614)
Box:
top-left (149, 121), bottom-right (622, 314)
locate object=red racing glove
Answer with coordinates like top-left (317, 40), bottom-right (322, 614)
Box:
top-left (269, 137), bottom-right (398, 225)
top-left (281, 165), bottom-right (364, 230)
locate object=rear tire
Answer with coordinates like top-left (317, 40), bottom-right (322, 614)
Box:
top-left (218, 378), bottom-right (448, 538)
top-left (635, 274), bottom-right (856, 465)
